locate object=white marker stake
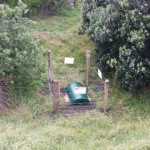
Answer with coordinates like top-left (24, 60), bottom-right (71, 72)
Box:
top-left (98, 69), bottom-right (103, 79)
top-left (64, 57), bottom-right (74, 64)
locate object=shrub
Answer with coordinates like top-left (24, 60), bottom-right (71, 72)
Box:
top-left (81, 0), bottom-right (150, 92)
top-left (0, 0), bottom-right (45, 95)
top-left (0, 0), bottom-right (67, 16)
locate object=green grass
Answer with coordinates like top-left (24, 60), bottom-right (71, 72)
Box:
top-left (0, 5), bottom-right (150, 150)
top-left (0, 110), bottom-right (150, 150)
top-left (35, 6), bottom-right (81, 32)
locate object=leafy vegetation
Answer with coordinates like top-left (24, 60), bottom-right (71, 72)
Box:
top-left (0, 0), bottom-right (67, 16)
top-left (0, 1), bottom-right (44, 97)
top-left (81, 0), bottom-right (150, 92)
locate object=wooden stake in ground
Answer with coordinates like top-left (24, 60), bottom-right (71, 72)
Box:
top-left (86, 50), bottom-right (91, 87)
top-left (48, 50), bottom-right (52, 94)
top-left (52, 81), bottom-right (60, 114)
top-left (103, 79), bottom-right (109, 113)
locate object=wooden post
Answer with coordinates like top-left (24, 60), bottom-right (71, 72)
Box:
top-left (103, 79), bottom-right (109, 113)
top-left (52, 81), bottom-right (60, 114)
top-left (48, 50), bottom-right (52, 94)
top-left (86, 50), bottom-right (91, 87)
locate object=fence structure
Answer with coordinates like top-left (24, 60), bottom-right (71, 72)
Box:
top-left (47, 50), bottom-right (110, 115)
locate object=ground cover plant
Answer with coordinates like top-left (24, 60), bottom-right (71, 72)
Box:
top-left (0, 2), bottom-right (150, 150)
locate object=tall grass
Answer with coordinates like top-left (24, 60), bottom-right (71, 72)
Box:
top-left (0, 111), bottom-right (150, 150)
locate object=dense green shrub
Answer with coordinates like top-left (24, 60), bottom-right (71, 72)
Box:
top-left (0, 0), bottom-right (67, 16)
top-left (81, 0), bottom-right (150, 92)
top-left (0, 0), bottom-right (44, 94)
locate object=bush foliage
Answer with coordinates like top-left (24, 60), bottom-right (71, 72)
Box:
top-left (0, 0), bottom-right (44, 94)
top-left (81, 0), bottom-right (150, 92)
top-left (0, 0), bottom-right (67, 16)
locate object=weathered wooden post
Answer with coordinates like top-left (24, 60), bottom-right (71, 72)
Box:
top-left (52, 81), bottom-right (60, 114)
top-left (48, 50), bottom-right (52, 94)
top-left (103, 79), bottom-right (109, 113)
top-left (86, 50), bottom-right (91, 87)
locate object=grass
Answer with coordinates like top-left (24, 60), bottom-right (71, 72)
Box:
top-left (0, 5), bottom-right (150, 150)
top-left (0, 110), bottom-right (150, 150)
